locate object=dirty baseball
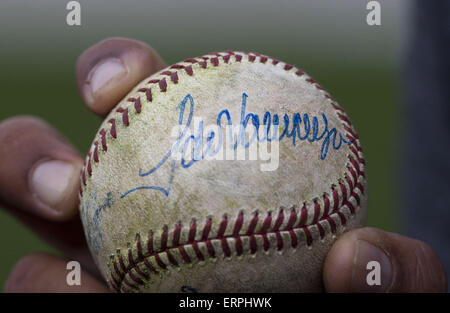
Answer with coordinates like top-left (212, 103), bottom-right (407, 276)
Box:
top-left (78, 51), bottom-right (367, 292)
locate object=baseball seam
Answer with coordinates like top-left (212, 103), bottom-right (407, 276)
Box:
top-left (79, 51), bottom-right (366, 293)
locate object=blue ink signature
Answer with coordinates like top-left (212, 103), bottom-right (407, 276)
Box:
top-left (120, 93), bottom-right (351, 199)
top-left (81, 191), bottom-right (115, 254)
top-left (180, 285), bottom-right (199, 293)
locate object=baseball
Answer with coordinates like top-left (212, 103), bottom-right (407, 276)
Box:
top-left (79, 51), bottom-right (367, 292)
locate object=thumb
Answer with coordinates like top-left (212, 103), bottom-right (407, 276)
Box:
top-left (323, 227), bottom-right (447, 292)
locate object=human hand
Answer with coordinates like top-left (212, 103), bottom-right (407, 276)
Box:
top-left (2, 37), bottom-right (165, 292)
top-left (2, 38), bottom-right (446, 293)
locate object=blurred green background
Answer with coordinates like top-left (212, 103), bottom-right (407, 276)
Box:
top-left (0, 0), bottom-right (407, 290)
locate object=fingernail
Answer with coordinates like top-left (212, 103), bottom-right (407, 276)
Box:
top-left (30, 160), bottom-right (79, 212)
top-left (350, 240), bottom-right (393, 292)
top-left (84, 57), bottom-right (127, 102)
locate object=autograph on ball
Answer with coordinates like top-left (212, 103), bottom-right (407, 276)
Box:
top-left (121, 93), bottom-right (351, 199)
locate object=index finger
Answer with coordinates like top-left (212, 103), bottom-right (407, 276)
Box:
top-left (76, 37), bottom-right (166, 117)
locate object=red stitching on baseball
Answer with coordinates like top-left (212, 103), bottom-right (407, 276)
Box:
top-left (127, 97), bottom-right (142, 114)
top-left (126, 247), bottom-right (135, 266)
top-left (129, 270), bottom-right (144, 285)
top-left (93, 141), bottom-right (99, 163)
top-left (303, 227), bottom-right (313, 246)
top-left (166, 250), bottom-right (178, 266)
top-left (296, 204), bottom-right (308, 227)
top-left (312, 201), bottom-right (321, 224)
top-left (338, 113), bottom-right (353, 127)
top-left (202, 218), bottom-right (212, 240)
top-left (172, 223), bottom-right (182, 247)
top-left (87, 152), bottom-right (92, 176)
top-left (323, 195), bottom-right (330, 217)
top-left (246, 213), bottom-right (259, 235)
top-left (154, 254), bottom-right (166, 269)
top-left (272, 209), bottom-right (284, 231)
top-left (234, 237), bottom-right (243, 256)
top-left (352, 191), bottom-right (361, 206)
top-left (221, 238), bottom-right (231, 257)
top-left (178, 246), bottom-right (191, 263)
top-left (111, 183), bottom-right (363, 291)
top-left (355, 182), bottom-right (365, 195)
top-left (211, 57), bottom-right (219, 67)
top-left (159, 78), bottom-right (167, 92)
top-left (284, 208), bottom-right (297, 230)
top-left (147, 230), bottom-right (154, 255)
top-left (336, 211), bottom-right (347, 225)
top-left (118, 252), bottom-right (127, 273)
top-left (344, 125), bottom-right (358, 139)
top-left (217, 216), bottom-right (228, 238)
top-left (345, 200), bottom-right (356, 214)
top-left (345, 175), bottom-right (354, 191)
top-left (99, 129), bottom-right (107, 151)
top-left (260, 212), bottom-right (272, 233)
top-left (81, 168), bottom-right (86, 186)
top-left (317, 223), bottom-right (325, 239)
top-left (275, 232), bottom-right (283, 250)
top-left (332, 187), bottom-right (339, 211)
top-left (188, 221), bottom-right (197, 243)
top-left (250, 234), bottom-right (257, 253)
top-left (170, 64), bottom-right (184, 69)
top-left (349, 146), bottom-right (365, 165)
top-left (326, 216), bottom-right (336, 233)
top-left (314, 84), bottom-right (325, 91)
top-left (192, 242), bottom-right (205, 261)
top-left (347, 165), bottom-right (357, 187)
top-left (108, 119), bottom-right (117, 138)
top-left (331, 103), bottom-right (343, 111)
top-left (339, 181), bottom-right (347, 202)
top-left (116, 107), bottom-right (129, 126)
top-left (289, 229), bottom-right (298, 247)
top-left (138, 88), bottom-right (152, 102)
top-left (262, 233), bottom-right (270, 251)
top-left (161, 71), bottom-right (179, 84)
top-left (136, 234), bottom-right (144, 259)
top-left (143, 258), bottom-right (157, 274)
top-left (233, 212), bottom-right (244, 236)
top-left (184, 65), bottom-right (194, 76)
top-left (160, 226), bottom-right (168, 251)
top-left (207, 240), bottom-right (216, 257)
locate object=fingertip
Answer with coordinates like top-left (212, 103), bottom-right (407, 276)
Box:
top-left (324, 227), bottom-right (447, 293)
top-left (4, 253), bottom-right (34, 292)
top-left (76, 37), bottom-right (166, 116)
top-left (0, 116), bottom-right (83, 221)
top-left (323, 230), bottom-right (356, 292)
top-left (29, 158), bottom-right (83, 221)
top-left (4, 253), bottom-right (109, 293)
top-left (324, 228), bottom-right (393, 293)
